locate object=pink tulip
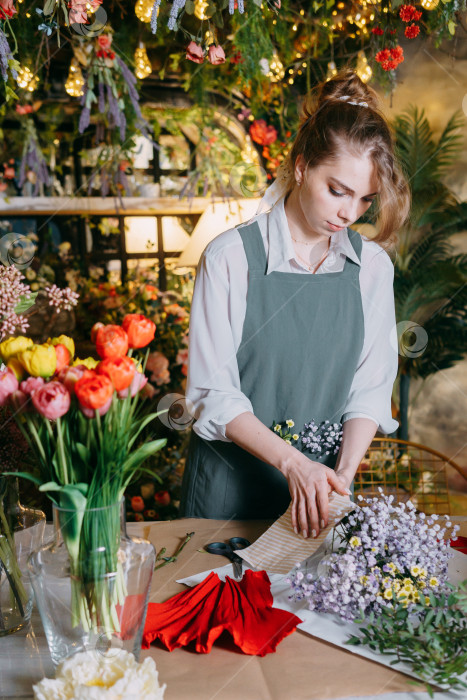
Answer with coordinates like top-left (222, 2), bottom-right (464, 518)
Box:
top-left (208, 45), bottom-right (226, 65)
top-left (20, 376), bottom-right (45, 395)
top-left (56, 365), bottom-right (91, 394)
top-left (0, 369), bottom-right (19, 406)
top-left (31, 381), bottom-right (71, 419)
top-left (186, 41), bottom-right (204, 64)
top-left (117, 372), bottom-right (148, 399)
top-left (79, 396), bottom-right (112, 419)
top-left (10, 389), bottom-right (29, 413)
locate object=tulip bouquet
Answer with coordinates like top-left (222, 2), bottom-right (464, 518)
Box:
top-left (0, 313), bottom-right (167, 637)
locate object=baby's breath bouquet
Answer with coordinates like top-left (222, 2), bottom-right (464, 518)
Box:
top-left (288, 492), bottom-right (466, 693)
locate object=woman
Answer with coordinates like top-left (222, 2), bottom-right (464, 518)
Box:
top-left (179, 70), bottom-right (410, 539)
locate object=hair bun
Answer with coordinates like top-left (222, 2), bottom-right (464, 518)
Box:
top-left (300, 69), bottom-right (380, 124)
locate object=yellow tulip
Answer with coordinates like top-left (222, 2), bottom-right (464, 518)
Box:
top-left (19, 344), bottom-right (57, 377)
top-left (7, 358), bottom-right (26, 380)
top-left (72, 356), bottom-right (99, 370)
top-left (47, 335), bottom-right (75, 359)
top-left (0, 336), bottom-right (33, 362)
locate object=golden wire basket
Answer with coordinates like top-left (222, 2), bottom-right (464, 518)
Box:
top-left (354, 437), bottom-right (466, 515)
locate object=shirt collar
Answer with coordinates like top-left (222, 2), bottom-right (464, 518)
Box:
top-left (266, 197), bottom-right (361, 274)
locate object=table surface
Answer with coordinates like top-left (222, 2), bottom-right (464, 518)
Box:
top-left (1, 517), bottom-right (466, 700)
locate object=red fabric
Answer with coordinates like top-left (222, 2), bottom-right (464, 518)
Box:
top-left (450, 536), bottom-right (467, 555)
top-left (142, 569), bottom-right (301, 656)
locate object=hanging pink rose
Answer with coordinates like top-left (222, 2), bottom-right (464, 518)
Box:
top-left (68, 1), bottom-right (88, 23)
top-left (97, 34), bottom-right (113, 50)
top-left (31, 381), bottom-right (71, 419)
top-left (117, 371), bottom-right (148, 399)
top-left (0, 369), bottom-right (18, 406)
top-left (20, 376), bottom-right (45, 395)
top-left (15, 104), bottom-right (33, 115)
top-left (186, 41), bottom-right (204, 64)
top-left (0, 0), bottom-right (17, 20)
top-left (208, 45), bottom-right (226, 65)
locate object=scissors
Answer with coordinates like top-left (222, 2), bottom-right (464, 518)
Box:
top-left (205, 537), bottom-right (251, 578)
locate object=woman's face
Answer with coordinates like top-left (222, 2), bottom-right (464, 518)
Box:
top-left (293, 150), bottom-right (380, 239)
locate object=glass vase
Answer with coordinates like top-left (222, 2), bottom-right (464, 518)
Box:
top-left (0, 476), bottom-right (45, 636)
top-left (28, 500), bottom-right (155, 665)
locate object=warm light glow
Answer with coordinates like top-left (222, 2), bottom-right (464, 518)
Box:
top-left (65, 58), bottom-right (85, 97)
top-left (420, 0), bottom-right (439, 8)
top-left (194, 0), bottom-right (212, 19)
top-left (135, 0), bottom-right (154, 22)
top-left (267, 52), bottom-right (285, 82)
top-left (16, 66), bottom-right (39, 92)
top-left (240, 139), bottom-right (259, 165)
top-left (205, 29), bottom-right (216, 45)
top-left (134, 44), bottom-right (152, 80)
top-left (326, 61), bottom-right (337, 81)
top-left (356, 50), bottom-right (372, 83)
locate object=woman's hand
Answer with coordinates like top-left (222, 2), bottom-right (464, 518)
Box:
top-left (282, 453), bottom-right (350, 538)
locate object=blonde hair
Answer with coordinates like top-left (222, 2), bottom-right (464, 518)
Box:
top-left (283, 69), bottom-right (411, 249)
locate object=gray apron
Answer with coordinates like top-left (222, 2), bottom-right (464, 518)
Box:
top-left (180, 220), bottom-right (364, 519)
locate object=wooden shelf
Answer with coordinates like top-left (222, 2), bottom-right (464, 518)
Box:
top-left (0, 196), bottom-right (213, 217)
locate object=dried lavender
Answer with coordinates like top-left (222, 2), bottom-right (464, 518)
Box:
top-left (168, 0), bottom-right (186, 30)
top-left (287, 491), bottom-right (459, 622)
top-left (0, 27), bottom-right (15, 82)
top-left (150, 0), bottom-right (161, 33)
top-left (44, 284), bottom-right (79, 313)
top-left (18, 120), bottom-right (51, 195)
top-left (0, 265), bottom-right (31, 340)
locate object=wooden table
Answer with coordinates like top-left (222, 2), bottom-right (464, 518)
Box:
top-left (2, 517), bottom-right (465, 700)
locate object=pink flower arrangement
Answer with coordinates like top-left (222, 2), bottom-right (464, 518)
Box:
top-left (208, 45), bottom-right (226, 65)
top-left (31, 381), bottom-right (71, 420)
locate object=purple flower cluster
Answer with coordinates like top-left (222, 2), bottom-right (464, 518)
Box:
top-left (18, 121), bottom-right (51, 196)
top-left (0, 28), bottom-right (16, 82)
top-left (168, 0), bottom-right (187, 30)
top-left (150, 0), bottom-right (161, 33)
top-left (0, 265), bottom-right (31, 340)
top-left (44, 284), bottom-right (79, 313)
top-left (300, 419), bottom-right (343, 456)
top-left (287, 491), bottom-right (459, 622)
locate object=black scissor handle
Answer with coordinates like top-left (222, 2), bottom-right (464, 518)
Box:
top-left (229, 537), bottom-right (250, 550)
top-left (206, 542), bottom-right (232, 556)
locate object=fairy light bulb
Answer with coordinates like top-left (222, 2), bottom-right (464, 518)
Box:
top-left (268, 51), bottom-right (285, 82)
top-left (420, 0), bottom-right (439, 8)
top-left (356, 51), bottom-right (372, 83)
top-left (204, 29), bottom-right (216, 45)
top-left (194, 0), bottom-right (212, 19)
top-left (135, 0), bottom-right (153, 21)
top-left (134, 43), bottom-right (152, 79)
top-left (65, 58), bottom-right (85, 97)
top-left (16, 66), bottom-right (39, 92)
top-left (326, 61), bottom-right (337, 81)
top-left (241, 139), bottom-right (259, 165)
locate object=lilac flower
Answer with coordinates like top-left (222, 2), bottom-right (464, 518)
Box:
top-left (0, 265), bottom-right (32, 340)
top-left (44, 284), bottom-right (79, 313)
top-left (168, 0), bottom-right (187, 30)
top-left (78, 106), bottom-right (91, 134)
top-left (300, 419), bottom-right (343, 456)
top-left (18, 122), bottom-right (51, 195)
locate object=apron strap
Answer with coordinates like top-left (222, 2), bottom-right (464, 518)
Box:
top-left (346, 227), bottom-right (363, 263)
top-left (237, 220), bottom-right (268, 274)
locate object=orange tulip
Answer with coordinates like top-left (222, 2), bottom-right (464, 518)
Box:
top-left (54, 344), bottom-right (71, 372)
top-left (74, 374), bottom-right (114, 410)
top-left (95, 325), bottom-right (129, 360)
top-left (122, 314), bottom-right (156, 349)
top-left (90, 322), bottom-right (105, 343)
top-left (97, 356), bottom-right (136, 392)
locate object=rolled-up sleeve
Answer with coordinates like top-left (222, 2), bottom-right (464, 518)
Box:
top-left (341, 250), bottom-right (399, 435)
top-left (185, 246), bottom-right (253, 442)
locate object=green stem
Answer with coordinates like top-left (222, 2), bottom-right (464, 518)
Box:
top-left (154, 532), bottom-right (194, 571)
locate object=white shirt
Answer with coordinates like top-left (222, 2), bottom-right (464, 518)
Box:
top-left (186, 197), bottom-right (399, 442)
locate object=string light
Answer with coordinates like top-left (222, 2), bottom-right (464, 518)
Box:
top-left (134, 43), bottom-right (152, 79)
top-left (16, 66), bottom-right (39, 92)
top-left (326, 61), bottom-right (337, 81)
top-left (241, 139), bottom-right (259, 165)
top-left (267, 52), bottom-right (285, 82)
top-left (194, 0), bottom-right (212, 19)
top-left (135, 0), bottom-right (153, 22)
top-left (205, 29), bottom-right (216, 45)
top-left (356, 50), bottom-right (372, 83)
top-left (420, 0), bottom-right (439, 8)
top-left (65, 58), bottom-right (85, 97)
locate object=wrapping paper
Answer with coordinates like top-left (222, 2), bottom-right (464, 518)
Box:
top-left (143, 569), bottom-right (302, 656)
top-left (235, 494), bottom-right (354, 574)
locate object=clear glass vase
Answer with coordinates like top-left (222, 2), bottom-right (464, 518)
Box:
top-left (0, 476), bottom-right (45, 636)
top-left (28, 500), bottom-right (155, 665)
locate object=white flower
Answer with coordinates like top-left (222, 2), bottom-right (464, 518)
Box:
top-left (33, 651), bottom-right (166, 700)
top-left (285, 419), bottom-right (294, 428)
top-left (259, 57), bottom-right (270, 76)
